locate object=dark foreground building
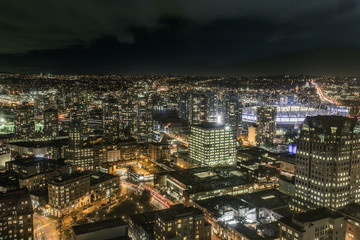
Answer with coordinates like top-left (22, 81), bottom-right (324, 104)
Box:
top-left (0, 188), bottom-right (34, 240)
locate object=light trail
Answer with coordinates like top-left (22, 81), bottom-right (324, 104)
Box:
top-left (311, 79), bottom-right (340, 105)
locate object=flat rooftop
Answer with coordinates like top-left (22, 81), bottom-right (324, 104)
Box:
top-left (72, 218), bottom-right (126, 235)
top-left (90, 171), bottom-right (118, 186)
top-left (156, 204), bottom-right (203, 222)
top-left (237, 189), bottom-right (291, 210)
top-left (194, 195), bottom-right (253, 219)
top-left (167, 166), bottom-right (249, 194)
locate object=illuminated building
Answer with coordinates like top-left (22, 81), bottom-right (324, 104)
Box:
top-left (279, 208), bottom-right (345, 240)
top-left (65, 120), bottom-right (96, 170)
top-left (14, 104), bottom-right (35, 139)
top-left (189, 123), bottom-right (236, 166)
top-left (158, 166), bottom-right (252, 206)
top-left (48, 172), bottom-right (91, 216)
top-left (154, 204), bottom-right (211, 240)
top-left (149, 142), bottom-right (172, 162)
top-left (223, 94), bottom-right (243, 137)
top-left (48, 171), bottom-right (119, 216)
top-left (193, 195), bottom-right (276, 240)
top-left (0, 188), bottom-right (34, 240)
top-left (102, 95), bottom-right (121, 143)
top-left (293, 116), bottom-right (360, 211)
top-left (337, 204), bottom-right (360, 240)
top-left (134, 94), bottom-right (153, 143)
top-left (43, 108), bottom-right (58, 138)
top-left (256, 106), bottom-right (276, 145)
top-left (180, 91), bottom-right (219, 125)
top-left (248, 125), bottom-right (257, 145)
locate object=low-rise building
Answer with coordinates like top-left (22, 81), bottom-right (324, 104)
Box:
top-left (279, 208), bottom-right (345, 240)
top-left (154, 204), bottom-right (211, 240)
top-left (48, 172), bottom-right (91, 217)
top-left (71, 218), bottom-right (128, 240)
top-left (157, 166), bottom-right (253, 206)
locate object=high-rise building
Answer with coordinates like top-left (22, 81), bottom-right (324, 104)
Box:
top-left (134, 94), bottom-right (153, 143)
top-left (189, 123), bottom-right (236, 166)
top-left (154, 204), bottom-right (211, 240)
top-left (14, 104), bottom-right (35, 139)
top-left (66, 120), bottom-right (96, 170)
top-left (223, 94), bottom-right (243, 138)
top-left (293, 116), bottom-right (360, 211)
top-left (180, 91), bottom-right (219, 125)
top-left (43, 108), bottom-right (58, 138)
top-left (256, 106), bottom-right (276, 145)
top-left (0, 188), bottom-right (34, 240)
top-left (102, 96), bottom-right (121, 143)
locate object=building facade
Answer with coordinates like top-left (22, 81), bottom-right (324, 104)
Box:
top-left (256, 106), bottom-right (276, 145)
top-left (293, 116), bottom-right (360, 211)
top-left (0, 188), bottom-right (34, 240)
top-left (189, 123), bottom-right (236, 166)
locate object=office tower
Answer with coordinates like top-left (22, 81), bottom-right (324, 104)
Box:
top-left (293, 116), bottom-right (360, 211)
top-left (178, 92), bottom-right (187, 120)
top-left (223, 94), bottom-right (243, 138)
top-left (154, 204), bottom-right (211, 240)
top-left (185, 91), bottom-right (219, 125)
top-left (66, 120), bottom-right (96, 170)
top-left (14, 104), bottom-right (35, 139)
top-left (0, 188), bottom-right (34, 240)
top-left (134, 94), bottom-right (153, 143)
top-left (279, 208), bottom-right (345, 240)
top-left (119, 93), bottom-right (136, 137)
top-left (256, 106), bottom-right (276, 145)
top-left (69, 119), bottom-right (83, 149)
top-left (43, 108), bottom-right (58, 138)
top-left (102, 95), bottom-right (121, 143)
top-left (189, 123), bottom-right (236, 166)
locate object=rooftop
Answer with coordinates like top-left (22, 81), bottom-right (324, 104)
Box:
top-left (192, 122), bottom-right (226, 129)
top-left (167, 166), bottom-right (249, 194)
top-left (90, 171), bottom-right (118, 186)
top-left (279, 208), bottom-right (343, 231)
top-left (130, 210), bottom-right (160, 236)
top-left (237, 189), bottom-right (291, 210)
top-left (48, 171), bottom-right (90, 185)
top-left (72, 218), bottom-right (126, 235)
top-left (194, 195), bottom-right (253, 219)
top-left (156, 204), bottom-right (203, 222)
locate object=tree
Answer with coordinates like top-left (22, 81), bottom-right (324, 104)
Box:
top-left (140, 189), bottom-right (151, 206)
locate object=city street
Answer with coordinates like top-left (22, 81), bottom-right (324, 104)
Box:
top-left (34, 213), bottom-right (59, 240)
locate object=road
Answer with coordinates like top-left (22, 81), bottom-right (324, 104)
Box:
top-left (34, 213), bottom-right (59, 240)
top-left (311, 80), bottom-right (339, 105)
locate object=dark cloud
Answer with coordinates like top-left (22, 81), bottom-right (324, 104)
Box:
top-left (1, 0), bottom-right (360, 75)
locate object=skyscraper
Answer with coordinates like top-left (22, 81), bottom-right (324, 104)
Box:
top-left (182, 91), bottom-right (219, 125)
top-left (256, 106), bottom-right (276, 145)
top-left (134, 94), bottom-right (153, 143)
top-left (102, 95), bottom-right (121, 143)
top-left (14, 104), bottom-right (35, 139)
top-left (66, 120), bottom-right (96, 170)
top-left (43, 108), bottom-right (58, 138)
top-left (293, 116), bottom-right (360, 211)
top-left (189, 123), bottom-right (236, 166)
top-left (223, 94), bottom-right (243, 138)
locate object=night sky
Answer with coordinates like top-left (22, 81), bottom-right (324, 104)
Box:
top-left (1, 0), bottom-right (360, 75)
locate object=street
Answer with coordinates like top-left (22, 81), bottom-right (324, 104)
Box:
top-left (34, 212), bottom-right (59, 240)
